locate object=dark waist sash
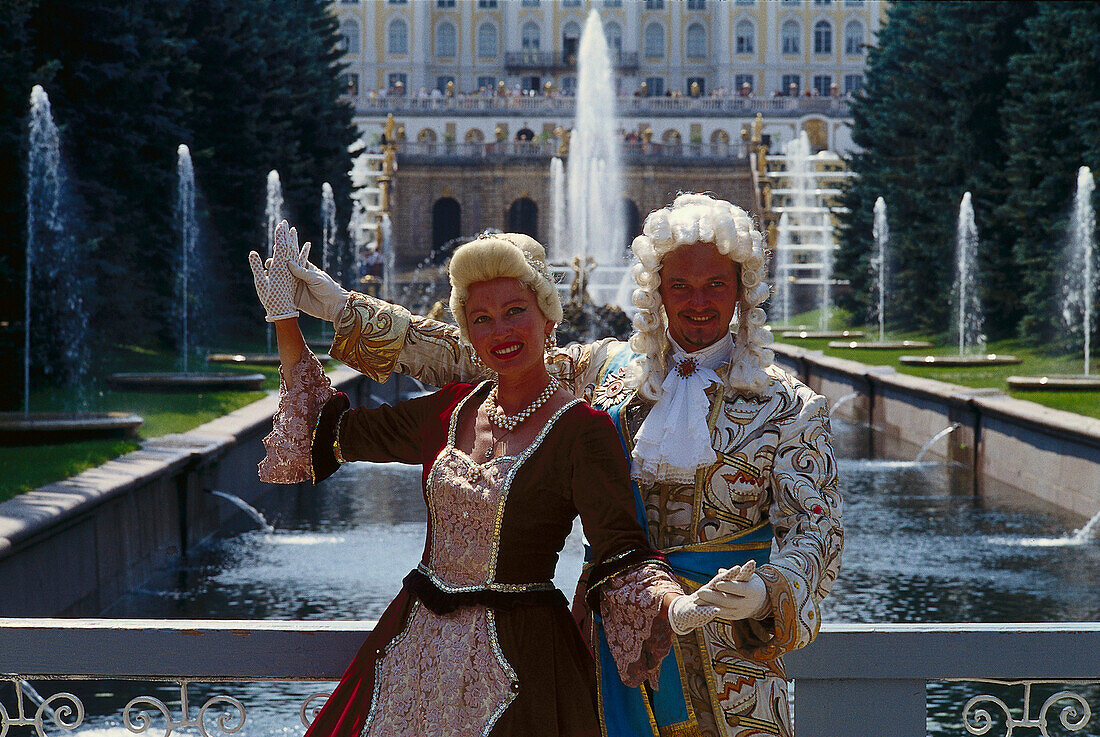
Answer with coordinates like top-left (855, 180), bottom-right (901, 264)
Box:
top-left (403, 568), bottom-right (567, 616)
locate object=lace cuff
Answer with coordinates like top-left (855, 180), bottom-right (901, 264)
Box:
top-left (258, 350), bottom-right (335, 483)
top-left (598, 561), bottom-right (682, 689)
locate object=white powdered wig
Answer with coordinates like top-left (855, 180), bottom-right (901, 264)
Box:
top-left (629, 193), bottom-right (775, 399)
top-left (448, 233), bottom-right (563, 345)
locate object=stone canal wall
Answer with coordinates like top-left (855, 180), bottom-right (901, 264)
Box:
top-left (0, 366), bottom-right (397, 617)
top-left (772, 343), bottom-right (1100, 522)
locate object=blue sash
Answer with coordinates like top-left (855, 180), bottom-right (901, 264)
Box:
top-left (591, 348), bottom-right (773, 737)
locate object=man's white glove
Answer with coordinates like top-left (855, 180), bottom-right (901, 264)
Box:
top-left (287, 256), bottom-right (350, 324)
top-left (695, 559), bottom-right (770, 621)
top-left (248, 220), bottom-right (305, 322)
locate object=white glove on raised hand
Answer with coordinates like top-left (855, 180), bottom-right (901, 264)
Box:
top-left (694, 559), bottom-right (770, 621)
top-left (287, 255), bottom-right (350, 324)
top-left (248, 220), bottom-right (305, 322)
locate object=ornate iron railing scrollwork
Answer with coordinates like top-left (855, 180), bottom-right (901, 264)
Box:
top-left (0, 679), bottom-right (84, 737)
top-left (299, 692), bottom-right (331, 728)
top-left (961, 681), bottom-right (1093, 737)
top-left (123, 681), bottom-right (245, 737)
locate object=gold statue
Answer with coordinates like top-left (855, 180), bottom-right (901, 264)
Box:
top-left (494, 125), bottom-right (506, 142)
top-left (569, 255), bottom-right (597, 306)
top-left (384, 114), bottom-right (396, 144)
top-left (556, 127), bottom-right (571, 157)
top-left (427, 300), bottom-right (446, 321)
top-left (762, 182), bottom-right (773, 211)
top-left (751, 113), bottom-right (764, 144)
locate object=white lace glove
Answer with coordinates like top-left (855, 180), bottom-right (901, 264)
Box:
top-left (286, 256), bottom-right (350, 324)
top-left (695, 560), bottom-right (771, 621)
top-left (248, 220), bottom-right (305, 322)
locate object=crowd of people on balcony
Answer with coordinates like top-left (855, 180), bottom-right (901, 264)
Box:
top-left (356, 78), bottom-right (856, 102)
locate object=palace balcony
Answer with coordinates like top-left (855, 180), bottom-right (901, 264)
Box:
top-left (352, 94), bottom-right (851, 119)
top-left (503, 50), bottom-right (639, 73)
top-left (1, 619), bottom-right (1097, 737)
top-left (395, 140), bottom-right (748, 163)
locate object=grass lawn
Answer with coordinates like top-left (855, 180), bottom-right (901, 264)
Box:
top-left (772, 310), bottom-right (1100, 420)
top-left (0, 336), bottom-right (325, 503)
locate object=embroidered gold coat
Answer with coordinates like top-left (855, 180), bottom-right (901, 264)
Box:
top-left (328, 293), bottom-right (843, 737)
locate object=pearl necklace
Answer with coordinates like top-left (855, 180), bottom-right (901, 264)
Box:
top-left (485, 379), bottom-right (557, 433)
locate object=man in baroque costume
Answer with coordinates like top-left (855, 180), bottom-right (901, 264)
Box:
top-left (287, 193), bottom-right (843, 737)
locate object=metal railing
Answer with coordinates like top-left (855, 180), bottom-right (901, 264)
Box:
top-left (396, 140), bottom-right (747, 160)
top-left (503, 50), bottom-right (639, 71)
top-left (352, 95), bottom-right (851, 118)
top-left (1, 620), bottom-right (1097, 737)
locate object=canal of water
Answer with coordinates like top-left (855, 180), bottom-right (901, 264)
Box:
top-left (56, 417), bottom-right (1100, 737)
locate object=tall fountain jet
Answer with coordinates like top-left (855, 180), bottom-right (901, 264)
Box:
top-left (774, 213), bottom-right (793, 326)
top-left (567, 11), bottom-right (625, 273)
top-left (872, 197), bottom-right (889, 343)
top-left (321, 182), bottom-right (337, 279)
top-left (177, 145), bottom-right (198, 372)
top-left (264, 170), bottom-right (283, 353)
top-left (549, 157), bottom-right (566, 262)
top-left (24, 85), bottom-right (87, 413)
top-left (955, 192), bottom-right (984, 355)
top-left (1064, 166), bottom-right (1095, 375)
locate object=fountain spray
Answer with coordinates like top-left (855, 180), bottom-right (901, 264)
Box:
top-left (550, 157), bottom-right (566, 262)
top-left (177, 145), bottom-right (197, 372)
top-left (1065, 167), bottom-right (1095, 375)
top-left (567, 10), bottom-right (624, 270)
top-left (25, 85), bottom-right (87, 413)
top-left (264, 170), bottom-right (283, 353)
top-left (872, 197), bottom-right (889, 343)
top-left (955, 192), bottom-right (984, 356)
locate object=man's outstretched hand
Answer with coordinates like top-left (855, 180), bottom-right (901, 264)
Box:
top-left (287, 254), bottom-right (350, 324)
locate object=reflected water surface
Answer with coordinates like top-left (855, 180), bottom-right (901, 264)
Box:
top-left (74, 417), bottom-right (1100, 736)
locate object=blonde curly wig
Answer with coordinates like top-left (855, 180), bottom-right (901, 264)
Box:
top-left (448, 233), bottom-right (563, 344)
top-left (629, 193), bottom-right (775, 399)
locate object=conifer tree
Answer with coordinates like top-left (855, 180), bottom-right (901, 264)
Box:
top-left (1000, 2), bottom-right (1100, 344)
top-left (836, 1), bottom-right (1036, 338)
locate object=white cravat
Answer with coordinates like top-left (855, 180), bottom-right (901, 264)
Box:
top-left (631, 332), bottom-right (733, 485)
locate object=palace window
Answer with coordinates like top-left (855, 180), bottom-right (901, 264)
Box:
top-left (686, 76), bottom-right (705, 95)
top-left (478, 22), bottom-right (498, 57)
top-left (644, 76), bottom-right (665, 96)
top-left (644, 22), bottom-right (665, 58)
top-left (436, 0), bottom-right (454, 7)
top-left (522, 21), bottom-right (541, 51)
top-left (387, 72), bottom-right (407, 93)
top-left (844, 73), bottom-right (863, 94)
top-left (844, 20), bottom-right (864, 55)
top-left (339, 20), bottom-right (360, 55)
top-left (341, 73), bottom-right (359, 96)
top-left (604, 0), bottom-right (622, 6)
top-left (645, 0), bottom-right (664, 9)
top-left (478, 0), bottom-right (498, 7)
top-left (782, 73), bottom-right (800, 95)
top-left (605, 22), bottom-right (623, 52)
top-left (388, 19), bottom-right (408, 55)
top-left (686, 23), bottom-right (706, 59)
top-left (477, 76), bottom-right (497, 91)
top-left (735, 20), bottom-right (754, 54)
top-left (687, 0), bottom-right (705, 9)
top-left (781, 20), bottom-right (800, 54)
top-left (813, 20), bottom-right (832, 54)
top-left (734, 73), bottom-right (754, 93)
top-left (812, 74), bottom-right (832, 96)
top-left (436, 22), bottom-right (456, 58)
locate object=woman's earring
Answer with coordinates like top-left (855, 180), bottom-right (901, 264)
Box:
top-left (545, 330), bottom-right (556, 355)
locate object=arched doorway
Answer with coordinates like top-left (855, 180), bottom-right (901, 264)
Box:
top-left (508, 198), bottom-right (538, 240)
top-left (432, 197), bottom-right (461, 263)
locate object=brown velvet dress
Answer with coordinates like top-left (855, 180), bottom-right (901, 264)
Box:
top-left (300, 380), bottom-right (673, 737)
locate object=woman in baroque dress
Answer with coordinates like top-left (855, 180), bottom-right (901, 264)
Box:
top-left (247, 223), bottom-right (743, 737)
